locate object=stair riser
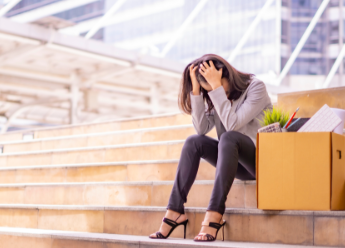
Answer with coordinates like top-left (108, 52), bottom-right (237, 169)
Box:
top-left (0, 114), bottom-right (191, 142)
top-left (0, 235), bottom-right (199, 248)
top-left (0, 143), bottom-right (184, 167)
top-left (0, 236), bottom-right (104, 248)
top-left (0, 133), bottom-right (22, 143)
top-left (0, 208), bottom-right (342, 246)
top-left (0, 162), bottom-right (216, 184)
top-left (0, 183), bottom-right (256, 208)
top-left (3, 128), bottom-right (217, 153)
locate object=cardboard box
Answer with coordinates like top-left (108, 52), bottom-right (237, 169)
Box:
top-left (256, 132), bottom-right (345, 211)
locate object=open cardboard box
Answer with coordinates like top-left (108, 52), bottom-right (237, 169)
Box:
top-left (256, 132), bottom-right (345, 211)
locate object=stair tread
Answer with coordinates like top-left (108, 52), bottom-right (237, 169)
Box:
top-left (0, 124), bottom-right (194, 146)
top-left (0, 139), bottom-right (185, 156)
top-left (0, 179), bottom-right (254, 187)
top-left (0, 112), bottom-right (184, 136)
top-left (0, 226), bottom-right (331, 248)
top-left (0, 159), bottom-right (181, 171)
top-left (0, 204), bottom-right (344, 216)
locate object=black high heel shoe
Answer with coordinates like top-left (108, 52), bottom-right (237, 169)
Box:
top-left (149, 214), bottom-right (188, 239)
top-left (194, 219), bottom-right (226, 242)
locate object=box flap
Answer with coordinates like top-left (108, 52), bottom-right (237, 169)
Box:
top-left (331, 132), bottom-right (345, 210)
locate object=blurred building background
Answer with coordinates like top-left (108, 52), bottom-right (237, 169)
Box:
top-left (5, 0), bottom-right (279, 76)
top-left (0, 0), bottom-right (344, 132)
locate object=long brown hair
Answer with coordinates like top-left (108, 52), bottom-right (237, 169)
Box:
top-left (178, 54), bottom-right (254, 115)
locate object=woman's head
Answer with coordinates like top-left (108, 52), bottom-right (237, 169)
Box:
top-left (194, 58), bottom-right (231, 95)
top-left (178, 54), bottom-right (254, 115)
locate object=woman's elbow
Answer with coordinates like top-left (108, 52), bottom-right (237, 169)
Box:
top-left (224, 118), bottom-right (238, 131)
top-left (192, 121), bottom-right (209, 135)
top-left (194, 127), bottom-right (207, 135)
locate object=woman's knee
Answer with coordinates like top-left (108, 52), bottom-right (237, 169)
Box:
top-left (183, 134), bottom-right (209, 151)
top-left (185, 134), bottom-right (207, 146)
top-left (219, 130), bottom-right (241, 143)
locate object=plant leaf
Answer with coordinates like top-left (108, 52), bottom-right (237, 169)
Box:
top-left (259, 106), bottom-right (290, 127)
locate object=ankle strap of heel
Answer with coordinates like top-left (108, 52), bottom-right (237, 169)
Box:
top-left (201, 220), bottom-right (225, 229)
top-left (162, 217), bottom-right (178, 227)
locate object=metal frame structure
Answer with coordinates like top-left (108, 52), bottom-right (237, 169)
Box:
top-left (338, 0), bottom-right (344, 86)
top-left (60, 0), bottom-right (185, 36)
top-left (10, 0), bottom-right (100, 23)
top-left (0, 17), bottom-right (183, 131)
top-left (274, 0), bottom-right (345, 89)
top-left (85, 0), bottom-right (128, 40)
top-left (1, 0), bottom-right (344, 132)
top-left (323, 0), bottom-right (345, 88)
top-left (1, 98), bottom-right (66, 133)
top-left (227, 0), bottom-right (275, 63)
top-left (159, 0), bottom-right (208, 57)
top-left (275, 0), bottom-right (330, 86)
top-left (226, 0), bottom-right (345, 90)
top-left (323, 44), bottom-right (345, 88)
top-left (0, 0), bottom-right (21, 17)
top-left (275, 0), bottom-right (282, 76)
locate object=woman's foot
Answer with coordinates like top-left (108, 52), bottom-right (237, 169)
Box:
top-left (194, 211), bottom-right (223, 241)
top-left (149, 210), bottom-right (187, 238)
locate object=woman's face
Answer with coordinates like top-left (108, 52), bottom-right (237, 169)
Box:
top-left (200, 78), bottom-right (230, 97)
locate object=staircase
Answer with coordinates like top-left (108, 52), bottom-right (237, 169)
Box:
top-left (0, 112), bottom-right (342, 247)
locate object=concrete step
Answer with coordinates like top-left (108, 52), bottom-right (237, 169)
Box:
top-left (0, 160), bottom-right (216, 183)
top-left (0, 205), bottom-right (342, 246)
top-left (0, 227), bottom-right (331, 248)
top-left (0, 180), bottom-right (256, 209)
top-left (0, 140), bottom-right (185, 167)
top-left (0, 113), bottom-right (190, 142)
top-left (1, 125), bottom-right (216, 153)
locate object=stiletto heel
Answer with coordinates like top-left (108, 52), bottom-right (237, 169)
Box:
top-left (194, 219), bottom-right (226, 242)
top-left (149, 214), bottom-right (188, 239)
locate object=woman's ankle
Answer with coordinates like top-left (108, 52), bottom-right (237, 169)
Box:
top-left (204, 210), bottom-right (222, 222)
top-left (166, 209), bottom-right (185, 221)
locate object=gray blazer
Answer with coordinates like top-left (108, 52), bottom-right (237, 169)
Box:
top-left (190, 78), bottom-right (273, 146)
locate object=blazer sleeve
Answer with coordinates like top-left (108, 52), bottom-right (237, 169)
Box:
top-left (190, 92), bottom-right (215, 135)
top-left (208, 80), bottom-right (269, 131)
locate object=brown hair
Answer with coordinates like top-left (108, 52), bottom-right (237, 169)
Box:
top-left (178, 54), bottom-right (254, 115)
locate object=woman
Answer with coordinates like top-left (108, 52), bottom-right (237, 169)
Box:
top-left (149, 54), bottom-right (272, 242)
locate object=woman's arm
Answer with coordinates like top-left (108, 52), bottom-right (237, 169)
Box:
top-left (208, 80), bottom-right (269, 131)
top-left (190, 92), bottom-right (215, 135)
top-left (189, 63), bottom-right (215, 135)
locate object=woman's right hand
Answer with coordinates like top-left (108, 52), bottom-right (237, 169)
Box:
top-left (190, 64), bottom-right (200, 95)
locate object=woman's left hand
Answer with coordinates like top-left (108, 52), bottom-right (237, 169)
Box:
top-left (199, 61), bottom-right (222, 90)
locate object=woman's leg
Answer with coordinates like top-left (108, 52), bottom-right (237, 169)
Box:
top-left (235, 162), bottom-right (256, 180)
top-left (167, 134), bottom-right (219, 213)
top-left (207, 130), bottom-right (256, 214)
top-left (195, 131), bottom-right (256, 241)
top-left (150, 134), bottom-right (219, 238)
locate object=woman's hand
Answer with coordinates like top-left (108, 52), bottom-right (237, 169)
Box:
top-left (199, 61), bottom-right (222, 90)
top-left (190, 64), bottom-right (200, 95)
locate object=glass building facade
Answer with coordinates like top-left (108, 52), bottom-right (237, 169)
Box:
top-left (3, 0), bottom-right (345, 78)
top-left (282, 0), bottom-right (345, 76)
top-left (284, 0), bottom-right (328, 75)
top-left (103, 0), bottom-right (278, 76)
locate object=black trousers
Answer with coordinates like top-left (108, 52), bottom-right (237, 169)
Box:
top-left (167, 131), bottom-right (256, 215)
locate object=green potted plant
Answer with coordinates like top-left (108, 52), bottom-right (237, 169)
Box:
top-left (258, 106), bottom-right (290, 133)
